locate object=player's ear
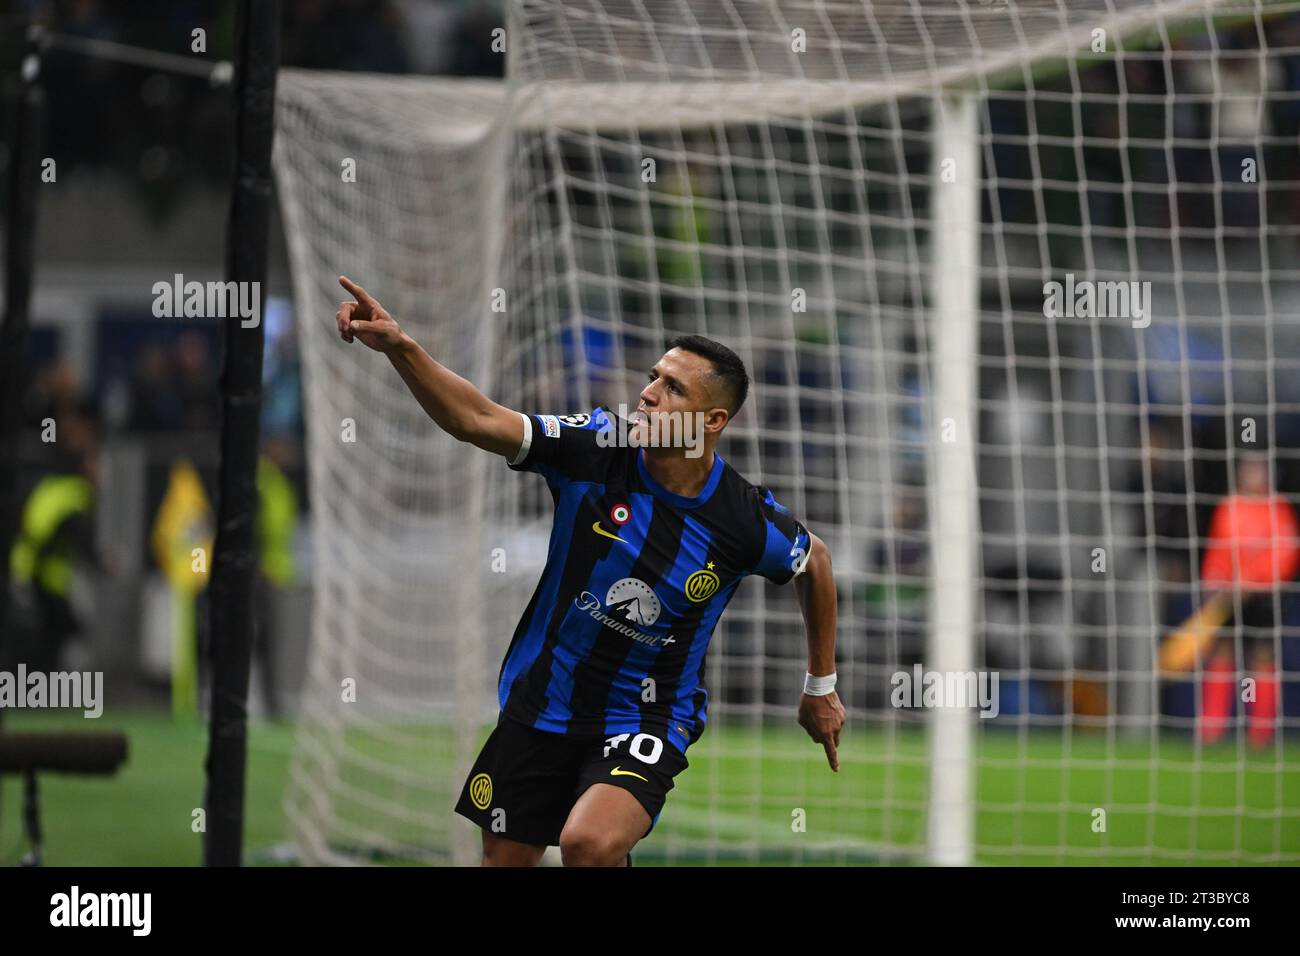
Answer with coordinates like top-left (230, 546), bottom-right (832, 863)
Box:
top-left (704, 406), bottom-right (728, 434)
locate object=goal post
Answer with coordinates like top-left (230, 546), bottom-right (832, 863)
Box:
top-left (927, 92), bottom-right (981, 867)
top-left (275, 0), bottom-right (1300, 866)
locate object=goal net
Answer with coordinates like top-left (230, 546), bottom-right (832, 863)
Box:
top-left (274, 0), bottom-right (1300, 865)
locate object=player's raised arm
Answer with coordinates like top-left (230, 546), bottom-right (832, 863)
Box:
top-left (794, 531), bottom-right (845, 772)
top-left (335, 275), bottom-right (523, 459)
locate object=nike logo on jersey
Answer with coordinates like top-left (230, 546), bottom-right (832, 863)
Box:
top-left (592, 521), bottom-right (631, 545)
top-left (610, 766), bottom-right (648, 781)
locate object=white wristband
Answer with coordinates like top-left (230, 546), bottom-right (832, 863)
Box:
top-left (803, 671), bottom-right (837, 696)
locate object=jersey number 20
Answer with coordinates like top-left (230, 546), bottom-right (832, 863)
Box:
top-left (603, 732), bottom-right (663, 764)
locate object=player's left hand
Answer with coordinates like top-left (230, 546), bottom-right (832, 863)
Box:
top-left (798, 691), bottom-right (845, 772)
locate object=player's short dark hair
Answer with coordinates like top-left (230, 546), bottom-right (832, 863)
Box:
top-left (665, 334), bottom-right (749, 417)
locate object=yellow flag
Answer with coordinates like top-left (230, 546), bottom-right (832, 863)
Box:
top-left (151, 459), bottom-right (214, 595)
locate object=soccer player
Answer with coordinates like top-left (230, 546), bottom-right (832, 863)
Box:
top-left (336, 275), bottom-right (844, 866)
top-left (1198, 450), bottom-right (1299, 748)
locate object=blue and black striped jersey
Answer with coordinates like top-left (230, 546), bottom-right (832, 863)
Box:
top-left (499, 406), bottom-right (811, 754)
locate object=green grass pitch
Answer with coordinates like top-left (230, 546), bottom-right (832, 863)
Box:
top-left (1, 710), bottom-right (1296, 865)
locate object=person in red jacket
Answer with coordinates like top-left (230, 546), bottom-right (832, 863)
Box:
top-left (1199, 452), bottom-right (1300, 747)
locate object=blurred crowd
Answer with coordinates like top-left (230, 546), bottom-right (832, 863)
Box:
top-left (27, 333), bottom-right (217, 434)
top-left (988, 18), bottom-right (1300, 232)
top-left (21, 321), bottom-right (301, 437)
top-left (1, 0), bottom-right (506, 208)
top-left (7, 3), bottom-right (1300, 232)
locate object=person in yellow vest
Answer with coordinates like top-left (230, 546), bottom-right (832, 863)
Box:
top-left (9, 441), bottom-right (100, 673)
top-left (191, 438), bottom-right (298, 720)
top-left (253, 437), bottom-right (299, 720)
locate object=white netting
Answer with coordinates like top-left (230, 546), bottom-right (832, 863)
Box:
top-left (276, 0), bottom-right (1300, 865)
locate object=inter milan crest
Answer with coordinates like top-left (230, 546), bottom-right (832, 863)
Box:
top-left (684, 562), bottom-right (721, 602)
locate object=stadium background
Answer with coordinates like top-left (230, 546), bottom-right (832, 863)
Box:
top-left (1, 0), bottom-right (1298, 865)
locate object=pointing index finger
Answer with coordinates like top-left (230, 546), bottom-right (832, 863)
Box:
top-left (339, 275), bottom-right (374, 305)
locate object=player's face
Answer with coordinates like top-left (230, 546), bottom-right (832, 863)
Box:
top-left (1238, 458), bottom-right (1271, 495)
top-left (635, 348), bottom-right (727, 449)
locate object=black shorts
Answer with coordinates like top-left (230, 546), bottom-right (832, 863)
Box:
top-left (453, 714), bottom-right (689, 847)
top-left (1225, 592), bottom-right (1283, 645)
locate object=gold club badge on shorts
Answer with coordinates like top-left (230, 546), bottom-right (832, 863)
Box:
top-left (469, 772), bottom-right (493, 809)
